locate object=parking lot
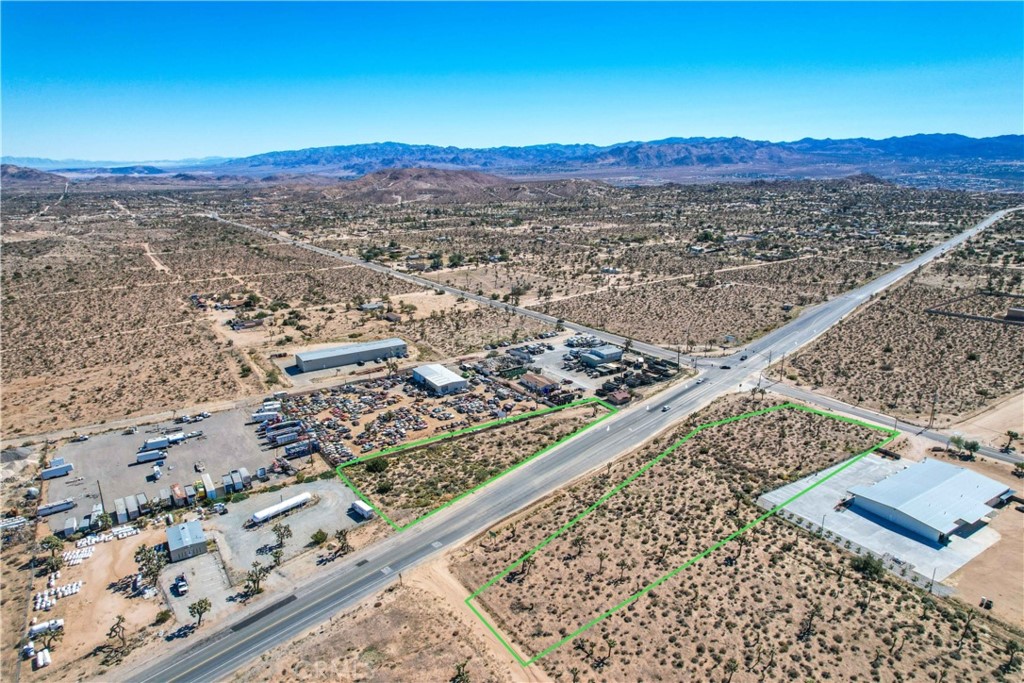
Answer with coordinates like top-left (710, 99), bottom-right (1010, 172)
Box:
top-left (160, 552), bottom-right (231, 624)
top-left (203, 479), bottom-right (363, 576)
top-left (43, 406), bottom-right (277, 533)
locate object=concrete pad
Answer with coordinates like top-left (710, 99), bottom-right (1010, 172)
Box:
top-left (761, 454), bottom-right (1001, 583)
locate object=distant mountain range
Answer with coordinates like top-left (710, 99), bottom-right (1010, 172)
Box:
top-left (4, 134), bottom-right (1022, 190)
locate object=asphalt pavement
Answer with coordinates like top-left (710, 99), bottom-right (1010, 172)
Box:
top-left (130, 206), bottom-right (1021, 682)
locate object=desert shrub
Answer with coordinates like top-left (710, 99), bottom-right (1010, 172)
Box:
top-left (851, 554), bottom-right (885, 580)
top-left (365, 458), bottom-right (389, 474)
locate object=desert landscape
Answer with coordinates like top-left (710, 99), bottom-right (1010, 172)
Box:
top-left (451, 395), bottom-right (1023, 681)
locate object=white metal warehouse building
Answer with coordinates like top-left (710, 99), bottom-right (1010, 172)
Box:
top-left (295, 338), bottom-right (407, 373)
top-left (412, 364), bottom-right (468, 395)
top-left (848, 459), bottom-right (1013, 544)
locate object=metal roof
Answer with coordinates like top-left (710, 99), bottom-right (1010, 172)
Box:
top-left (166, 520), bottom-right (206, 551)
top-left (414, 363), bottom-right (466, 387)
top-left (295, 338), bottom-right (406, 363)
top-left (849, 459), bottom-right (1011, 535)
top-left (592, 345), bottom-right (622, 357)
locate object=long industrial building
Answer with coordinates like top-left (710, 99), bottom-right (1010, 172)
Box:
top-left (295, 338), bottom-right (407, 373)
top-left (412, 364), bottom-right (468, 395)
top-left (848, 459), bottom-right (1014, 544)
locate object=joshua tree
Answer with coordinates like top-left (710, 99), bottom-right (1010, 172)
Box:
top-left (188, 597), bottom-right (212, 627)
top-left (596, 551), bottom-right (608, 574)
top-left (311, 529), bottom-right (328, 545)
top-left (95, 512), bottom-right (113, 530)
top-left (450, 659), bottom-right (470, 683)
top-left (571, 535), bottom-right (589, 559)
top-left (1014, 461), bottom-right (1024, 479)
top-left (134, 544), bottom-right (167, 586)
top-left (949, 434), bottom-right (965, 456)
top-left (333, 528), bottom-right (352, 556)
top-left (108, 614), bottom-right (127, 652)
top-left (270, 548), bottom-right (283, 567)
top-left (1003, 640), bottom-right (1021, 673)
top-left (271, 522), bottom-right (292, 549)
top-left (724, 658), bottom-right (739, 683)
top-left (40, 534), bottom-right (63, 558)
top-left (245, 562), bottom-right (271, 596)
top-left (1004, 431), bottom-right (1020, 450)
top-left (39, 626), bottom-right (64, 651)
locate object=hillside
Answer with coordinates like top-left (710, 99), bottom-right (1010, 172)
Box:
top-left (324, 167), bottom-right (610, 204)
top-left (0, 164), bottom-right (68, 189)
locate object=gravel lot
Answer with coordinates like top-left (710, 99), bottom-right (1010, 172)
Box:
top-left (203, 479), bottom-right (363, 576)
top-left (43, 405), bottom-right (276, 533)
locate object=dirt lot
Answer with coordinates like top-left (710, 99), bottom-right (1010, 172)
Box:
top-left (341, 403), bottom-right (607, 528)
top-left (229, 568), bottom-right (511, 683)
top-left (945, 391), bottom-right (1024, 453)
top-left (451, 395), bottom-right (1024, 681)
top-left (17, 527), bottom-right (167, 683)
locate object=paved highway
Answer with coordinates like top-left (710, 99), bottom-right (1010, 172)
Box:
top-left (131, 207), bottom-right (1020, 682)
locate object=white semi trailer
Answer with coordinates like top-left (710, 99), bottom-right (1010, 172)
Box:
top-left (249, 492), bottom-right (312, 525)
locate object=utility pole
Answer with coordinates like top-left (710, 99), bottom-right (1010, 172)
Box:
top-left (927, 391), bottom-right (938, 430)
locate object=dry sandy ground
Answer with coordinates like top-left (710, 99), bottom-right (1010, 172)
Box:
top-left (229, 558), bottom-right (527, 683)
top-left (20, 527), bottom-right (165, 683)
top-left (946, 391), bottom-right (1024, 452)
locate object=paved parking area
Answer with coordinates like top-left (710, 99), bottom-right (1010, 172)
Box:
top-left (203, 479), bottom-right (363, 576)
top-left (160, 552), bottom-right (231, 624)
top-left (44, 406), bottom-right (275, 533)
top-left (760, 455), bottom-right (1001, 582)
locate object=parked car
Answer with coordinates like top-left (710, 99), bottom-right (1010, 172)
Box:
top-left (71, 435), bottom-right (89, 442)
top-left (174, 575), bottom-right (189, 596)
top-left (720, 365), bottom-right (732, 370)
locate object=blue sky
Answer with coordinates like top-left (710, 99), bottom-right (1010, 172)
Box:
top-left (2, 1), bottom-right (1021, 161)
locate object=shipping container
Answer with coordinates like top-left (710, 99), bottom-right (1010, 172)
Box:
top-left (250, 410), bottom-right (280, 424)
top-left (270, 431), bottom-right (301, 447)
top-left (158, 488), bottom-right (171, 508)
top-left (201, 474), bottom-right (217, 500)
top-left (350, 500), bottom-right (375, 520)
top-left (184, 485), bottom-right (197, 505)
top-left (166, 432), bottom-right (186, 445)
top-left (37, 499), bottom-right (76, 517)
top-left (170, 483), bottom-right (186, 507)
top-left (284, 440), bottom-right (319, 459)
top-left (238, 467), bottom-right (252, 488)
top-left (49, 457), bottom-right (66, 468)
top-left (62, 517), bottom-right (78, 537)
top-left (114, 498), bottom-right (128, 524)
top-left (230, 472), bottom-right (243, 493)
top-left (41, 463), bottom-right (74, 480)
top-left (136, 493), bottom-right (150, 514)
top-left (125, 496), bottom-right (139, 520)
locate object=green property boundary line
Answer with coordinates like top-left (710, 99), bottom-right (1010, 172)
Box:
top-left (335, 397), bottom-right (617, 532)
top-left (465, 402), bottom-right (900, 667)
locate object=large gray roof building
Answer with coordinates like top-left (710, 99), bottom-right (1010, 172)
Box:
top-left (849, 459), bottom-right (1013, 544)
top-left (295, 338), bottom-right (406, 373)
